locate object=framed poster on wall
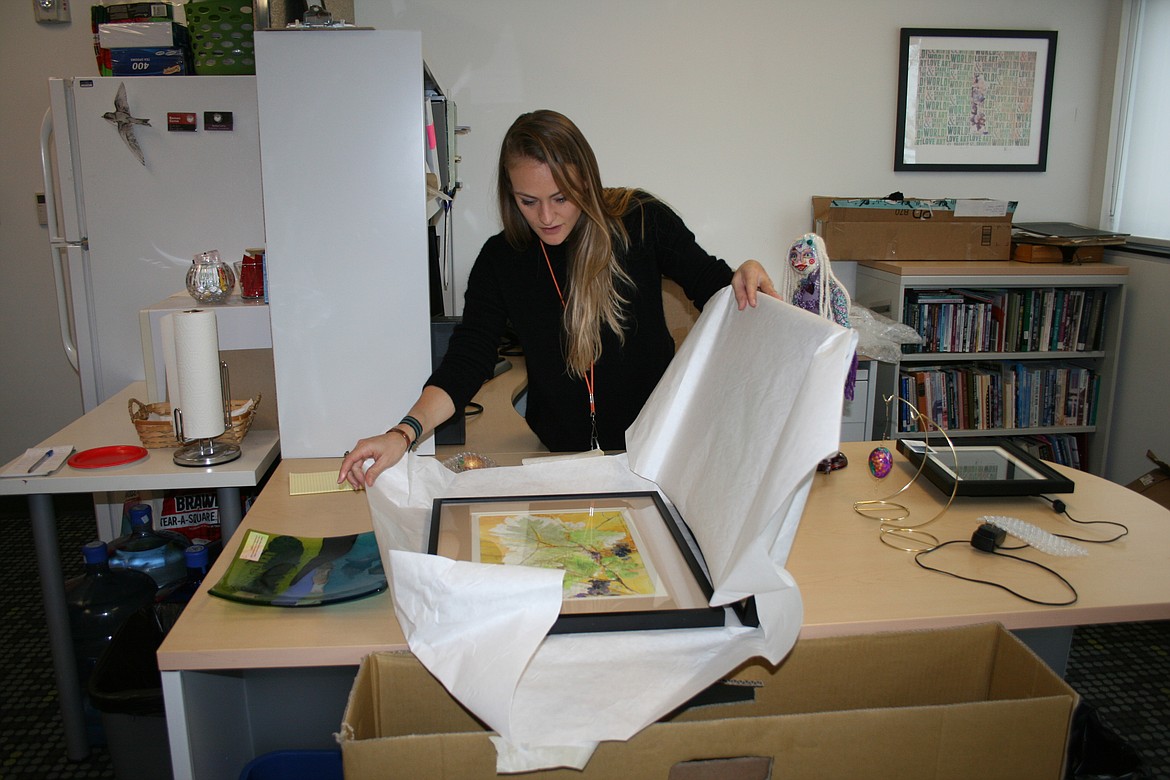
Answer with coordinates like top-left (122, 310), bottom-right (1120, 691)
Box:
top-left (894, 28), bottom-right (1057, 172)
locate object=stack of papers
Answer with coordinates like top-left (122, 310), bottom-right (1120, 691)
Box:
top-left (1, 446), bottom-right (74, 478)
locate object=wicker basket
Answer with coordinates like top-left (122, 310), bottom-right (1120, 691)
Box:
top-left (129, 395), bottom-right (260, 449)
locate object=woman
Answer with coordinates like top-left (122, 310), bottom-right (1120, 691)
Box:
top-left (338, 110), bottom-right (776, 488)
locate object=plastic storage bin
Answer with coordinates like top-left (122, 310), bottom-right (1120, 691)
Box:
top-left (185, 2), bottom-right (256, 75)
top-left (239, 750), bottom-right (343, 780)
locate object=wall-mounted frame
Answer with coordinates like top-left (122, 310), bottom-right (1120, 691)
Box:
top-left (428, 491), bottom-right (756, 634)
top-left (897, 438), bottom-right (1075, 497)
top-left (894, 28), bottom-right (1057, 172)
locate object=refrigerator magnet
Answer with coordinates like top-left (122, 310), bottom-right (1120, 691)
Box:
top-left (168, 112), bottom-right (197, 132)
top-left (204, 111), bottom-right (234, 131)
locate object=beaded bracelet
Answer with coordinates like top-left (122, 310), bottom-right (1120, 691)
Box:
top-left (386, 427), bottom-right (414, 451)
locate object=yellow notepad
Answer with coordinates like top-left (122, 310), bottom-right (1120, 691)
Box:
top-left (289, 471), bottom-right (355, 495)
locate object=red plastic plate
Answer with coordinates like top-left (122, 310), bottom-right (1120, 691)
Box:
top-left (68, 445), bottom-right (149, 469)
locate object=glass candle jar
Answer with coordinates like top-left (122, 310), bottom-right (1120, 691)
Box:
top-left (239, 248), bottom-right (265, 300)
top-left (186, 250), bottom-right (235, 304)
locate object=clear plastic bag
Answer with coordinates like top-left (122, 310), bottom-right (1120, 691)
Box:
top-left (849, 304), bottom-right (923, 363)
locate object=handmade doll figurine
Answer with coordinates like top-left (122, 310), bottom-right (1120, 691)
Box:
top-left (780, 233), bottom-right (857, 400)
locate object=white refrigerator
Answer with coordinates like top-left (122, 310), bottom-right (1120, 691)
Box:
top-left (40, 76), bottom-right (266, 412)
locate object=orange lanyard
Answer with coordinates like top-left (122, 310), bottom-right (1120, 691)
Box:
top-left (540, 241), bottom-right (600, 451)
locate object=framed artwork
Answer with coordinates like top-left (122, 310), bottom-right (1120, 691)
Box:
top-left (897, 438), bottom-right (1075, 497)
top-left (894, 28), bottom-right (1057, 172)
top-left (428, 491), bottom-right (757, 633)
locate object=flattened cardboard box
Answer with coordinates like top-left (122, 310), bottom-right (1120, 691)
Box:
top-left (339, 623), bottom-right (1076, 779)
top-left (813, 196), bottom-right (1018, 261)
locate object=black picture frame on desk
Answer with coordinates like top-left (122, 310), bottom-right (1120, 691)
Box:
top-left (428, 491), bottom-right (757, 634)
top-left (894, 28), bottom-right (1057, 172)
top-left (897, 438), bottom-right (1075, 497)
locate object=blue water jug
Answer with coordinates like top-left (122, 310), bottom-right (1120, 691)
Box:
top-left (109, 503), bottom-right (190, 589)
top-left (155, 543), bottom-right (213, 633)
top-left (64, 540), bottom-right (157, 744)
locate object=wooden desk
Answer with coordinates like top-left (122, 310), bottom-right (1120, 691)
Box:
top-left (0, 382), bottom-right (279, 761)
top-left (791, 447), bottom-right (1170, 637)
top-left (156, 366), bottom-right (1170, 779)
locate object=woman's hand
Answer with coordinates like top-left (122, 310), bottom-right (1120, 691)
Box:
top-left (337, 429), bottom-right (411, 490)
top-left (731, 259), bottom-right (780, 310)
top-left (337, 387), bottom-right (456, 489)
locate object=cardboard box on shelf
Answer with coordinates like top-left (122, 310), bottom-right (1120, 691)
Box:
top-left (109, 47), bottom-right (190, 76)
top-left (1013, 243), bottom-right (1105, 263)
top-left (101, 3), bottom-right (175, 22)
top-left (339, 623), bottom-right (1077, 779)
top-left (813, 196), bottom-right (1017, 261)
top-left (98, 21), bottom-right (187, 49)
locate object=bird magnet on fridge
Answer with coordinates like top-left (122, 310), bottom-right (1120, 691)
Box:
top-left (102, 82), bottom-right (150, 166)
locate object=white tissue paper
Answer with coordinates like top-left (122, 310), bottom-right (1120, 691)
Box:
top-left (367, 287), bottom-right (858, 772)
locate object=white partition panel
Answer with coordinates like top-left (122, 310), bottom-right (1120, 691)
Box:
top-left (255, 29), bottom-right (432, 457)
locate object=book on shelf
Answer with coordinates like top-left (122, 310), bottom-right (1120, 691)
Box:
top-left (899, 362), bottom-right (1098, 434)
top-left (1012, 433), bottom-right (1084, 470)
top-left (990, 288), bottom-right (1110, 353)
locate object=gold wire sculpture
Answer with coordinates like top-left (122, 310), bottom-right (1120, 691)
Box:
top-left (853, 395), bottom-right (959, 551)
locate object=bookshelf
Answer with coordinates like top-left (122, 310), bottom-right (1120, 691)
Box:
top-left (854, 260), bottom-right (1129, 475)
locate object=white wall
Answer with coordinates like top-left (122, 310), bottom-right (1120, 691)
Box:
top-left (1, 17), bottom-right (98, 464)
top-left (1102, 250), bottom-right (1170, 485)
top-left (356, 0), bottom-right (1114, 311)
top-left (0, 1), bottom-right (1137, 471)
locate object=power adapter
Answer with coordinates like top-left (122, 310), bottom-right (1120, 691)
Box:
top-left (971, 523), bottom-right (1006, 552)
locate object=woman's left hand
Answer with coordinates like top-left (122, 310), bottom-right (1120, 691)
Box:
top-left (731, 259), bottom-right (780, 310)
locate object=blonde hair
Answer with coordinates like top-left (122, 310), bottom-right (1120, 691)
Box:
top-left (498, 110), bottom-right (638, 378)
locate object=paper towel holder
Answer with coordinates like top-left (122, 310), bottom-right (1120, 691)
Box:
top-left (172, 360), bottom-right (242, 467)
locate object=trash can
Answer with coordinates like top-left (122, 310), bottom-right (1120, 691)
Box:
top-left (88, 608), bottom-right (173, 780)
top-left (239, 749), bottom-right (343, 780)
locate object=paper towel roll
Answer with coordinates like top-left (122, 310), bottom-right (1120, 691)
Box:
top-left (161, 314), bottom-right (180, 415)
top-left (172, 309), bottom-right (225, 440)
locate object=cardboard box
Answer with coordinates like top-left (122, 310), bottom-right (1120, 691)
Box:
top-left (1126, 451), bottom-right (1170, 510)
top-left (813, 196), bottom-right (1017, 261)
top-left (339, 623), bottom-right (1076, 779)
top-left (1013, 243), bottom-right (1104, 264)
top-left (109, 47), bottom-right (189, 76)
top-left (98, 21), bottom-right (186, 48)
top-left (102, 3), bottom-right (175, 22)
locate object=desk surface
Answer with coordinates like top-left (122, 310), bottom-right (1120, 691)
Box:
top-left (0, 382), bottom-right (280, 496)
top-left (157, 434), bottom-right (1170, 672)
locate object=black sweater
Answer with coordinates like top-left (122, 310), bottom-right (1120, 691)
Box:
top-left (427, 195), bottom-right (733, 452)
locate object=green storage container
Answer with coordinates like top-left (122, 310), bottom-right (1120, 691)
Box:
top-left (185, 3), bottom-right (255, 75)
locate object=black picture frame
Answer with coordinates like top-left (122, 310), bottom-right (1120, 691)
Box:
top-left (428, 491), bottom-right (757, 634)
top-left (894, 28), bottom-right (1058, 172)
top-left (896, 438), bottom-right (1075, 497)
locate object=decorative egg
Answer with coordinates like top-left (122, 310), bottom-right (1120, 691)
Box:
top-left (868, 446), bottom-right (893, 479)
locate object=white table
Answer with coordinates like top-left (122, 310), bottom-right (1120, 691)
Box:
top-left (0, 382), bottom-right (279, 761)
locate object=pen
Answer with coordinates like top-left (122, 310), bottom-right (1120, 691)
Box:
top-left (27, 449), bottom-right (54, 474)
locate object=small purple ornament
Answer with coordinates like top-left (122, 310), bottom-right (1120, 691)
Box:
top-left (868, 446), bottom-right (893, 479)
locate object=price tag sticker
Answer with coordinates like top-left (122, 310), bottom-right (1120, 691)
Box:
top-left (239, 530), bottom-right (270, 562)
